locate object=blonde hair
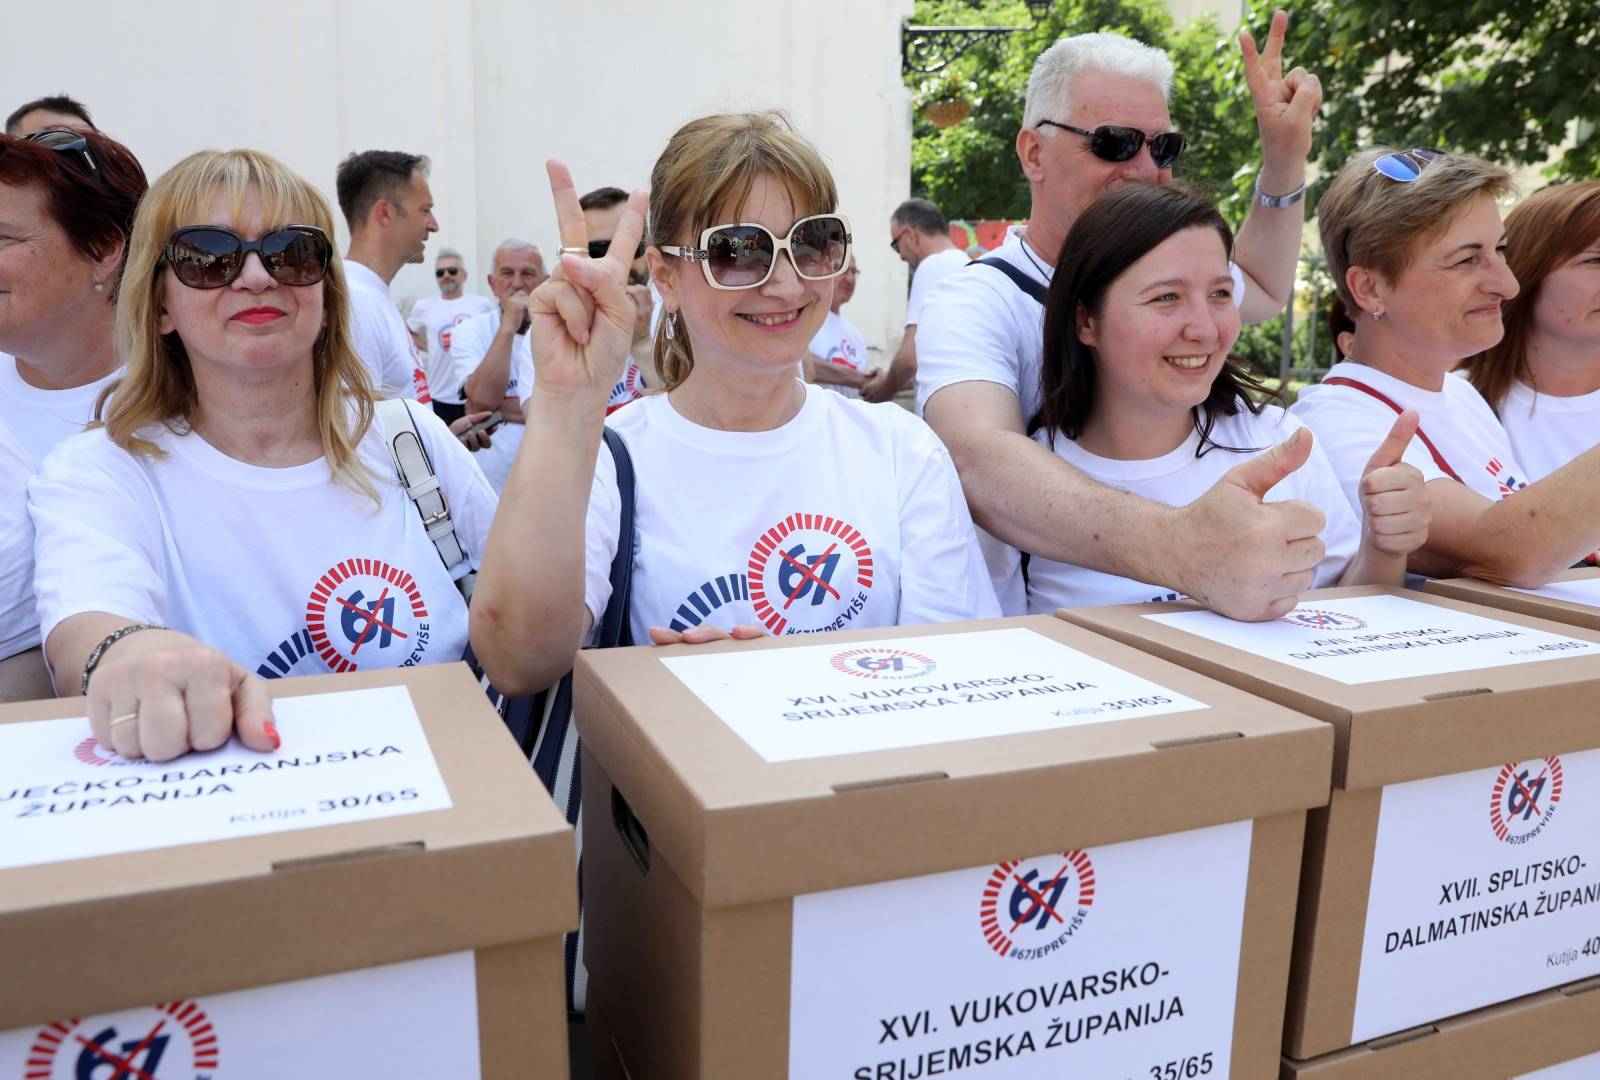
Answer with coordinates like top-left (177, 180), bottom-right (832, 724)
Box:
top-left (1319, 148), bottom-right (1515, 312)
top-left (648, 112), bottom-right (839, 390)
top-left (106, 148), bottom-right (377, 499)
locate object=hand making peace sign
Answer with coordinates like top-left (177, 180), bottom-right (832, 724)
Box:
top-left (526, 160), bottom-right (651, 398)
top-left (1239, 9), bottom-right (1322, 176)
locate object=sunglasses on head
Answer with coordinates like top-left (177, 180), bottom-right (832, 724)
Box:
top-left (163, 225), bottom-right (332, 289)
top-left (660, 214), bottom-right (852, 290)
top-left (1372, 147), bottom-right (1445, 182)
top-left (435, 266), bottom-right (461, 278)
top-left (1036, 120), bottom-right (1187, 170)
top-left (587, 238), bottom-right (647, 261)
top-left (21, 128), bottom-right (101, 185)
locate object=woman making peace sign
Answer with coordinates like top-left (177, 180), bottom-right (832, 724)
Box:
top-left (472, 112), bottom-right (998, 694)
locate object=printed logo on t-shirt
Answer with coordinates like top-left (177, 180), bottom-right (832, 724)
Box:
top-left (256, 558), bottom-right (434, 678)
top-left (26, 1000), bottom-right (220, 1078)
top-left (747, 513), bottom-right (875, 635)
top-left (979, 850), bottom-right (1096, 960)
top-left (409, 339), bottom-right (432, 403)
top-left (438, 311), bottom-right (477, 353)
top-left (607, 360), bottom-right (643, 414)
top-left (1490, 756), bottom-right (1563, 844)
top-left (1485, 456), bottom-right (1527, 499)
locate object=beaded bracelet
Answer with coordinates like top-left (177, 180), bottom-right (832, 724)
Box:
top-left (81, 623), bottom-right (165, 695)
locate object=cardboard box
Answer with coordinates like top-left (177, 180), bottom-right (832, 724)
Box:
top-left (574, 615), bottom-right (1333, 1079)
top-left (1426, 569), bottom-right (1600, 633)
top-left (0, 664), bottom-right (575, 1078)
top-left (1280, 975), bottom-right (1600, 1079)
top-left (1061, 586), bottom-right (1600, 1059)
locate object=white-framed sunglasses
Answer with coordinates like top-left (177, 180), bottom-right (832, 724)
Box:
top-left (660, 213), bottom-right (853, 290)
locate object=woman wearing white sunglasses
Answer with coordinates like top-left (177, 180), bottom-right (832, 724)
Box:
top-left (1293, 148), bottom-right (1600, 587)
top-left (472, 112), bottom-right (998, 693)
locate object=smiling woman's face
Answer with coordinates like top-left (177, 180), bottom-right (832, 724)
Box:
top-left (157, 188), bottom-right (324, 384)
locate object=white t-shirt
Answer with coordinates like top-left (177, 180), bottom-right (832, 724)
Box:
top-left (0, 352), bottom-right (123, 468)
top-left (0, 417), bottom-right (38, 659)
top-left (913, 226), bottom-right (1248, 614)
top-left (1496, 378), bottom-right (1600, 484)
top-left (1025, 407), bottom-right (1361, 613)
top-left (28, 400), bottom-right (495, 679)
top-left (345, 259), bottom-right (431, 402)
top-left (905, 247), bottom-right (971, 326)
top-left (1293, 361), bottom-right (1524, 513)
top-left (406, 294), bottom-right (496, 404)
top-left (446, 308), bottom-right (536, 493)
top-left (583, 383), bottom-right (1000, 644)
top-left (808, 310), bottom-right (870, 398)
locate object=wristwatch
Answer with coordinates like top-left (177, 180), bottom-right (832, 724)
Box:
top-left (1255, 179), bottom-right (1306, 209)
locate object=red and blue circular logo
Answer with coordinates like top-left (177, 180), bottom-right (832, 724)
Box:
top-left (25, 1000), bottom-right (219, 1079)
top-left (1281, 608), bottom-right (1368, 631)
top-left (73, 737), bottom-right (138, 767)
top-left (747, 514), bottom-right (874, 635)
top-left (979, 851), bottom-right (1095, 961)
top-left (829, 647), bottom-right (936, 681)
top-left (1490, 756), bottom-right (1563, 844)
top-left (305, 558), bottom-right (431, 673)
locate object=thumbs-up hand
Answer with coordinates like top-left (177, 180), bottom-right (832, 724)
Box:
top-left (1176, 427), bottom-right (1327, 621)
top-left (1358, 410), bottom-right (1430, 556)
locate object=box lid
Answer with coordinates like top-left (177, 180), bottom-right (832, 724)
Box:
top-left (573, 615), bottom-right (1330, 909)
top-left (1060, 586), bottom-right (1600, 792)
top-left (1426, 569), bottom-right (1600, 633)
top-left (0, 664), bottom-right (576, 1029)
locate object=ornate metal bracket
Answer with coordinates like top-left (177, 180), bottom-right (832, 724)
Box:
top-left (902, 25), bottom-right (1025, 75)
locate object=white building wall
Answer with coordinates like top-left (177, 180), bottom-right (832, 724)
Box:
top-left (5, 0), bottom-right (916, 359)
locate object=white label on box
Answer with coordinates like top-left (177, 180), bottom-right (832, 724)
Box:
top-left (1351, 746), bottom-right (1600, 1043)
top-left (660, 627), bottom-right (1207, 762)
top-left (1512, 577), bottom-right (1600, 608)
top-left (1517, 1049), bottom-right (1600, 1078)
top-left (1144, 593), bottom-right (1600, 685)
top-left (789, 820), bottom-right (1253, 1078)
top-left (0, 950), bottom-right (479, 1078)
top-left (0, 685), bottom-right (451, 870)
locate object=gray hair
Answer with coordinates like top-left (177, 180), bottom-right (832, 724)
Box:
top-left (892, 197), bottom-right (947, 235)
top-left (491, 237), bottom-right (542, 266)
top-left (435, 246), bottom-right (465, 265)
top-left (1022, 32), bottom-right (1174, 133)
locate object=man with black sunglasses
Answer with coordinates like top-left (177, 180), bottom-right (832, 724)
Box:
top-left (407, 247), bottom-right (494, 423)
top-left (916, 12), bottom-right (1327, 623)
top-left (336, 149), bottom-right (438, 403)
top-left (581, 185), bottom-right (655, 397)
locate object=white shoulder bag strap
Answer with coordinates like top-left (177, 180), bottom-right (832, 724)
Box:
top-left (375, 398), bottom-right (468, 573)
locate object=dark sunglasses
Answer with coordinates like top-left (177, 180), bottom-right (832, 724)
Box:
top-left (1373, 147), bottom-right (1445, 182)
top-left (1036, 120), bottom-right (1187, 170)
top-left (588, 238), bottom-right (647, 261)
top-left (22, 129), bottom-right (101, 185)
top-left (660, 214), bottom-right (852, 290)
top-left (435, 266), bottom-right (462, 277)
top-left (164, 225), bottom-right (332, 289)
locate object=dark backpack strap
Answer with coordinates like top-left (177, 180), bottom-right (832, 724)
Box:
top-left (971, 255), bottom-right (1048, 305)
top-left (595, 427), bottom-right (636, 649)
top-left (1322, 376), bottom-right (1464, 482)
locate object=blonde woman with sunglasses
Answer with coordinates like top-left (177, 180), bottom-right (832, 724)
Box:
top-left (1293, 148), bottom-right (1600, 587)
top-left (472, 113), bottom-right (998, 695)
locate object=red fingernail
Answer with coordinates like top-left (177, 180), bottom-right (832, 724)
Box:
top-left (264, 721), bottom-right (280, 750)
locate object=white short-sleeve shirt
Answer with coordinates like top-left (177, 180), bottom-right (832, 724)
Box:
top-left (28, 400), bottom-right (495, 678)
top-left (0, 417), bottom-right (39, 659)
top-left (0, 352), bottom-right (123, 468)
top-left (808, 310), bottom-right (870, 398)
top-left (406, 294), bottom-right (496, 403)
top-left (582, 383), bottom-right (1000, 644)
top-left (1025, 407), bottom-right (1361, 612)
top-left (345, 259), bottom-right (431, 402)
top-left (1495, 378), bottom-right (1600, 484)
top-left (905, 247), bottom-right (970, 326)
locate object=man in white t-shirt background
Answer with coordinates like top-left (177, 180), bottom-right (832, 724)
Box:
top-left (914, 19), bottom-right (1326, 620)
top-left (804, 256), bottom-right (871, 397)
top-left (863, 198), bottom-right (968, 402)
top-left (449, 238), bottom-right (546, 491)
top-left (407, 246), bottom-right (495, 423)
top-left (336, 149), bottom-right (438, 401)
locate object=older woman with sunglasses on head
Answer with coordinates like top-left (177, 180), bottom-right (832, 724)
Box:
top-left (472, 112), bottom-right (998, 694)
top-left (1293, 149), bottom-right (1600, 588)
top-left (0, 128), bottom-right (147, 700)
top-left (1457, 180), bottom-right (1600, 483)
top-left (28, 149), bottom-right (496, 761)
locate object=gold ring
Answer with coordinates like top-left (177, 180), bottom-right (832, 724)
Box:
top-left (109, 711), bottom-right (139, 729)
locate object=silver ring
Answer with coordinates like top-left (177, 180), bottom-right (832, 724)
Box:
top-left (557, 246), bottom-right (589, 256)
top-left (110, 710), bottom-right (139, 729)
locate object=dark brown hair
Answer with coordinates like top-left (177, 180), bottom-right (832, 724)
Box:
top-left (1460, 180), bottom-right (1600, 409)
top-left (0, 129), bottom-right (147, 301)
top-left (1033, 183), bottom-right (1279, 456)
